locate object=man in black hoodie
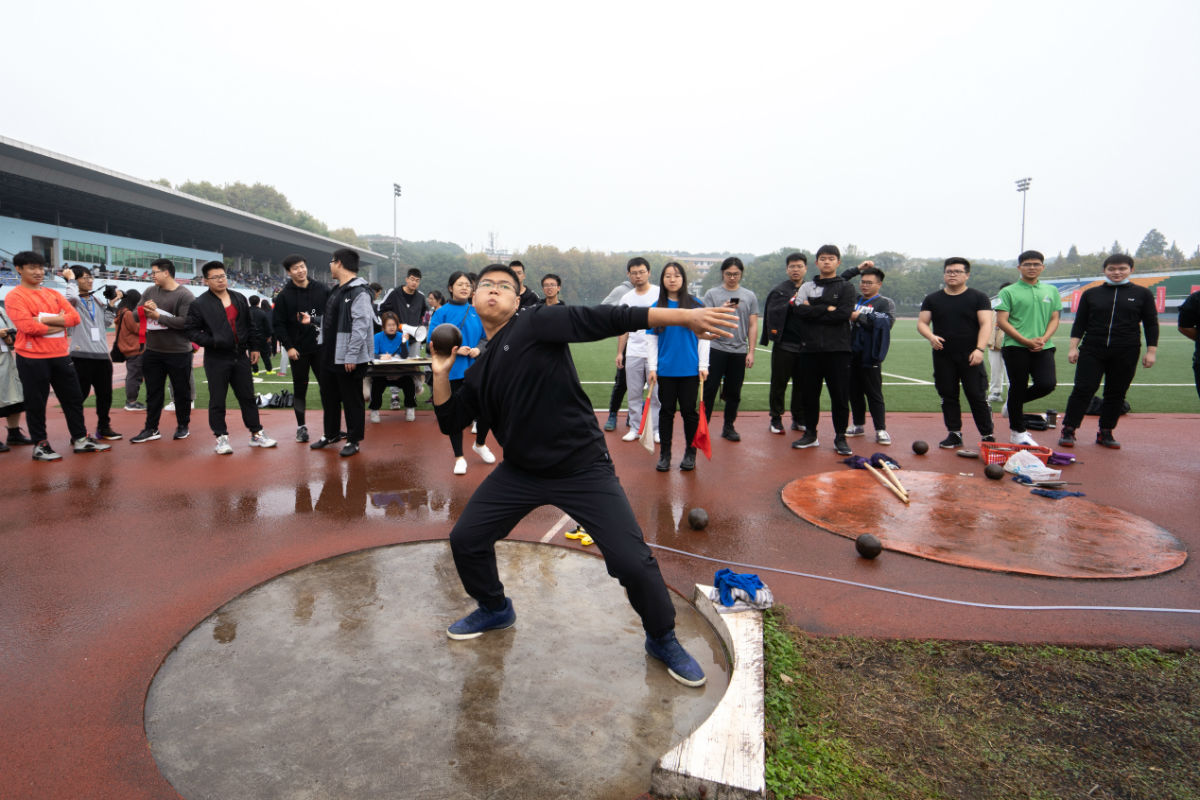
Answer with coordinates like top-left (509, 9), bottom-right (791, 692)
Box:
top-left (185, 262), bottom-right (277, 454)
top-left (272, 255), bottom-right (331, 443)
top-left (432, 264), bottom-right (736, 688)
top-left (1058, 254), bottom-right (1158, 449)
top-left (789, 245), bottom-right (859, 456)
top-left (760, 252), bottom-right (808, 435)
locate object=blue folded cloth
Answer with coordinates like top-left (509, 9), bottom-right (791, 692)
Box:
top-left (713, 568), bottom-right (765, 607)
top-left (1031, 488), bottom-right (1086, 500)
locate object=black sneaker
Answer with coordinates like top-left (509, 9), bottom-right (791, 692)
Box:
top-left (656, 451), bottom-right (671, 472)
top-left (32, 441), bottom-right (62, 462)
top-left (721, 425), bottom-right (740, 442)
top-left (833, 437), bottom-right (852, 456)
top-left (296, 425), bottom-right (309, 443)
top-left (790, 421), bottom-right (804, 432)
top-left (96, 427), bottom-right (123, 441)
top-left (339, 440), bottom-right (359, 457)
top-left (1058, 426), bottom-right (1076, 448)
top-left (173, 426), bottom-right (190, 440)
top-left (679, 448), bottom-right (696, 471)
top-left (331, 431), bottom-right (348, 443)
top-left (791, 432), bottom-right (820, 449)
top-left (769, 418), bottom-right (784, 435)
top-left (310, 436), bottom-right (334, 450)
top-left (131, 428), bottom-right (161, 444)
top-left (938, 432), bottom-right (963, 449)
top-left (7, 427), bottom-right (35, 446)
top-left (1096, 429), bottom-right (1120, 449)
top-left (981, 434), bottom-right (996, 443)
top-left (603, 414), bottom-right (617, 432)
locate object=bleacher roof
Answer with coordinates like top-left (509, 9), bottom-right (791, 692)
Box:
top-left (0, 135), bottom-right (386, 269)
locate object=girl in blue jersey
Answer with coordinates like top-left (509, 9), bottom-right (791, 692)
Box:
top-left (428, 272), bottom-right (495, 474)
top-left (647, 262), bottom-right (709, 471)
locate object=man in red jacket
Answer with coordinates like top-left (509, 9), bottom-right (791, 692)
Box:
top-left (5, 251), bottom-right (110, 461)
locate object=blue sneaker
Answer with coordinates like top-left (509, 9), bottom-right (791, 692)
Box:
top-left (645, 630), bottom-right (707, 687)
top-left (446, 598), bottom-right (516, 640)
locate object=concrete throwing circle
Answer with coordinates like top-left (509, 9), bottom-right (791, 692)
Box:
top-left (782, 471), bottom-right (1187, 578)
top-left (144, 540), bottom-right (728, 800)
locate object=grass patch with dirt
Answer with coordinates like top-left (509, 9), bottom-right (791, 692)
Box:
top-left (762, 608), bottom-right (1199, 800)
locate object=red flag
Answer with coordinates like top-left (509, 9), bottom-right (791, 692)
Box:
top-left (638, 396), bottom-right (655, 453)
top-left (692, 401), bottom-right (713, 460)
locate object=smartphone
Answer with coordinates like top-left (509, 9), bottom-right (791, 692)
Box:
top-left (729, 298), bottom-right (740, 306)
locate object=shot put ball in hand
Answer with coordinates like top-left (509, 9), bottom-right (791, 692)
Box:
top-left (430, 323), bottom-right (463, 357)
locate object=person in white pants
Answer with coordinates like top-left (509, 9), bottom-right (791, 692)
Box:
top-left (616, 257), bottom-right (660, 442)
top-left (987, 283), bottom-right (1010, 403)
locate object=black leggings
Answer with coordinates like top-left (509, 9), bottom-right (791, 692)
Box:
top-left (702, 348), bottom-right (747, 425)
top-left (288, 349), bottom-right (323, 426)
top-left (73, 356), bottom-right (113, 429)
top-left (656, 374), bottom-right (699, 452)
top-left (932, 350), bottom-right (994, 435)
top-left (1002, 347), bottom-right (1057, 432)
top-left (448, 377), bottom-right (489, 457)
top-left (800, 351), bottom-right (851, 436)
top-left (449, 457), bottom-right (676, 637)
top-left (15, 355), bottom-right (86, 443)
top-left (1063, 347), bottom-right (1139, 431)
top-left (848, 355), bottom-right (886, 430)
top-left (204, 351), bottom-right (261, 436)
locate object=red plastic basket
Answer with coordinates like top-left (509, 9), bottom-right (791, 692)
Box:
top-left (980, 442), bottom-right (1053, 466)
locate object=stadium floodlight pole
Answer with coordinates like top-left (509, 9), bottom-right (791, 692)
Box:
top-left (392, 183), bottom-right (402, 288)
top-left (1015, 177), bottom-right (1032, 253)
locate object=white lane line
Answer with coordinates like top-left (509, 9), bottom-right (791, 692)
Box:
top-left (541, 514), bottom-right (572, 543)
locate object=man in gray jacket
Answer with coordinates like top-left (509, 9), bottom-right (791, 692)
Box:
top-left (62, 266), bottom-right (121, 440)
top-left (310, 248), bottom-right (374, 457)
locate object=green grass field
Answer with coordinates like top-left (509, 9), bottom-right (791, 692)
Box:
top-left (113, 320), bottom-right (1198, 416)
top-left (563, 319), bottom-right (1198, 416)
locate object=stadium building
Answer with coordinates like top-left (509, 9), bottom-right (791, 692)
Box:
top-left (0, 135), bottom-right (384, 300)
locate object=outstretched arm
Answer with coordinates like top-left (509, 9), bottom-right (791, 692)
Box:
top-left (645, 305), bottom-right (738, 341)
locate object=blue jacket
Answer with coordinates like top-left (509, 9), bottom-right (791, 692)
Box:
top-left (429, 301), bottom-right (485, 381)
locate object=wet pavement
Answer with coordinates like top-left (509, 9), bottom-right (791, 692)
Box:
top-left (145, 542), bottom-right (726, 800)
top-left (1, 407), bottom-right (1198, 799)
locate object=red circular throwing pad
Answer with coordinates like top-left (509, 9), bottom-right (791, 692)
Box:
top-left (781, 471), bottom-right (1187, 579)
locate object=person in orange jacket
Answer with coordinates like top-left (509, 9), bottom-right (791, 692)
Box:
top-left (5, 251), bottom-right (111, 461)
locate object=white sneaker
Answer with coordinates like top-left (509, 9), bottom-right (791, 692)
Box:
top-left (214, 434), bottom-right (233, 455)
top-left (654, 432), bottom-right (660, 444)
top-left (621, 430), bottom-right (639, 442)
top-left (1011, 430), bottom-right (1038, 446)
top-left (249, 430), bottom-right (277, 448)
top-left (472, 443), bottom-right (496, 464)
top-left (845, 425), bottom-right (865, 437)
top-left (471, 421), bottom-right (477, 434)
top-left (405, 407), bottom-right (416, 422)
top-left (370, 410), bottom-right (381, 423)
top-left (987, 394), bottom-right (1003, 403)
top-left (453, 456), bottom-right (468, 475)
top-left (875, 430), bottom-right (892, 445)
top-left (164, 402), bottom-right (175, 411)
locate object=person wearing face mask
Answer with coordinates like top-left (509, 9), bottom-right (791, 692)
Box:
top-left (1058, 254), bottom-right (1158, 450)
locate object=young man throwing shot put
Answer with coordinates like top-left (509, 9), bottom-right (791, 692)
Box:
top-left (431, 263), bottom-right (736, 687)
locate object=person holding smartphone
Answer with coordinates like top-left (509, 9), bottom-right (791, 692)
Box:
top-left (701, 257), bottom-right (758, 442)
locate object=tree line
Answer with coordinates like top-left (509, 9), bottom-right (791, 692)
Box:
top-left (158, 179), bottom-right (1197, 313)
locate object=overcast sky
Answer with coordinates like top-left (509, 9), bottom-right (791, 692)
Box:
top-left (4, 1), bottom-right (1198, 261)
